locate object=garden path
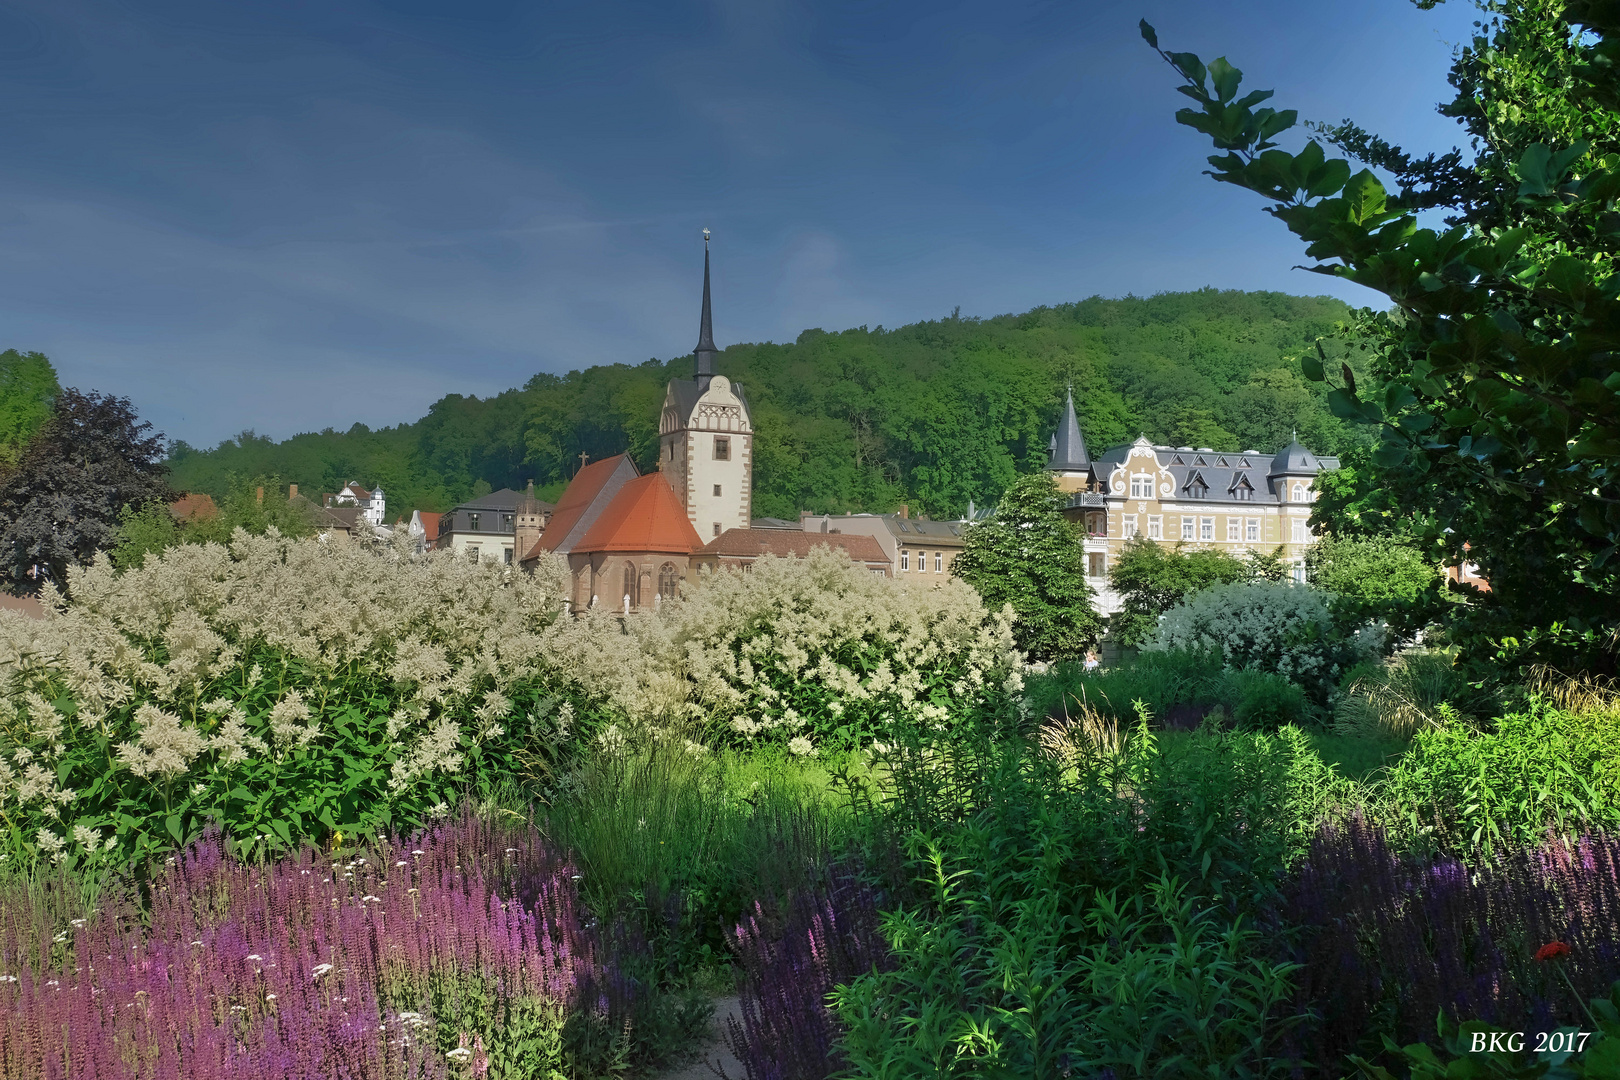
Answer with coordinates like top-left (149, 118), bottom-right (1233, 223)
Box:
top-left (657, 996), bottom-right (743, 1080)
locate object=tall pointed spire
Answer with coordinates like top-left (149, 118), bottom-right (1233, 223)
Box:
top-left (694, 229), bottom-right (718, 389)
top-left (1047, 385), bottom-right (1090, 471)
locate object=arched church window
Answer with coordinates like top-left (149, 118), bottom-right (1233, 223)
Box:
top-left (659, 563), bottom-right (680, 600)
top-left (622, 562), bottom-right (638, 608)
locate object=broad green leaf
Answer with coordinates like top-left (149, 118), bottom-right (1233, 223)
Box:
top-left (1300, 345), bottom-right (1324, 382)
top-left (1326, 388), bottom-right (1364, 420)
top-left (1208, 57), bottom-right (1242, 104)
top-left (1138, 20), bottom-right (1158, 49)
top-left (166, 814), bottom-right (184, 844)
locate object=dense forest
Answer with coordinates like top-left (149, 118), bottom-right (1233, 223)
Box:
top-left (167, 289), bottom-right (1370, 520)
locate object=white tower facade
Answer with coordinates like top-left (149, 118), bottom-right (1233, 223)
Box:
top-left (659, 234), bottom-right (753, 539)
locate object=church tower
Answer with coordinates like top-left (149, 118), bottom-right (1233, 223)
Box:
top-left (659, 232), bottom-right (753, 540)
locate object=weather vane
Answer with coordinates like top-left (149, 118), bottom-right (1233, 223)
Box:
top-left (703, 228), bottom-right (711, 246)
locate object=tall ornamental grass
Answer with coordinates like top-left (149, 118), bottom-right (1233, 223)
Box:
top-left (0, 536), bottom-right (1013, 866)
top-left (0, 812), bottom-right (660, 1079)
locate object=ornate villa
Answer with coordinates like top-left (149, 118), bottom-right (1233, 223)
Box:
top-left (1044, 388), bottom-right (1338, 615)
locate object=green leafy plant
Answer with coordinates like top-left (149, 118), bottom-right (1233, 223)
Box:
top-left (953, 471), bottom-right (1100, 661)
top-left (1143, 3), bottom-right (1620, 678)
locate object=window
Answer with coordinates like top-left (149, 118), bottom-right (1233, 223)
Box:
top-left (714, 436), bottom-right (730, 461)
top-left (1292, 518), bottom-right (1307, 544)
top-left (469, 513), bottom-right (481, 532)
top-left (1147, 515), bottom-right (1162, 539)
top-left (1292, 564), bottom-right (1307, 583)
top-left (658, 563), bottom-right (680, 600)
top-left (1088, 552), bottom-right (1106, 577)
top-left (503, 547), bottom-right (513, 565)
top-left (1130, 473), bottom-right (1154, 498)
top-left (1292, 482), bottom-right (1306, 502)
top-left (502, 514), bottom-right (513, 531)
top-left (1200, 517), bottom-right (1214, 541)
top-left (1181, 517), bottom-right (1195, 541)
top-left (1087, 512), bottom-right (1106, 536)
top-left (713, 522), bottom-right (721, 537)
top-left (467, 545), bottom-right (480, 559)
top-left (1246, 518), bottom-right (1260, 542)
top-left (1124, 514), bottom-right (1138, 537)
top-left (1185, 477), bottom-right (1208, 499)
top-left (1227, 518), bottom-right (1240, 542)
top-left (713, 484), bottom-right (722, 497)
top-left (934, 551), bottom-right (943, 573)
top-left (622, 562), bottom-right (638, 607)
top-left (901, 549), bottom-right (910, 571)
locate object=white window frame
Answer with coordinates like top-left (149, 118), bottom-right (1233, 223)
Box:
top-left (934, 551), bottom-right (943, 573)
top-left (1291, 518), bottom-right (1307, 544)
top-left (1131, 473), bottom-right (1153, 498)
top-left (1292, 482), bottom-right (1306, 502)
top-left (901, 549), bottom-right (910, 571)
top-left (1246, 518), bottom-right (1260, 542)
top-left (1181, 517), bottom-right (1195, 541)
top-left (1147, 515), bottom-right (1162, 539)
top-left (1200, 516), bottom-right (1214, 541)
top-left (1124, 514), bottom-right (1138, 537)
top-left (1227, 518), bottom-right (1240, 542)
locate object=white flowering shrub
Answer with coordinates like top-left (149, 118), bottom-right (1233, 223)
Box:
top-left (1146, 580), bottom-right (1376, 699)
top-left (645, 547), bottom-right (1019, 748)
top-left (0, 530), bottom-right (579, 868)
top-left (0, 537), bottom-right (1016, 865)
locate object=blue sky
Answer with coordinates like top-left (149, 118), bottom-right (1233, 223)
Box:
top-left (0, 0), bottom-right (1481, 448)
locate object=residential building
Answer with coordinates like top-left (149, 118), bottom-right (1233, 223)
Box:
top-left (1040, 388), bottom-right (1339, 615)
top-left (394, 509), bottom-right (441, 554)
top-left (437, 487), bottom-right (555, 564)
top-left (326, 482), bottom-right (387, 527)
top-left (697, 528), bottom-right (891, 576)
top-left (797, 507), bottom-right (963, 581)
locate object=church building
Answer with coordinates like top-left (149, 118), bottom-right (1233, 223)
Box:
top-left (519, 233), bottom-right (766, 610)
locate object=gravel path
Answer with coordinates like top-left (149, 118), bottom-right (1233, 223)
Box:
top-left (656, 996), bottom-right (744, 1080)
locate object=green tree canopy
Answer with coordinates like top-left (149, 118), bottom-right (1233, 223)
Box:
top-left (1145, 0), bottom-right (1620, 677)
top-left (1304, 534), bottom-right (1448, 646)
top-left (167, 290), bottom-right (1367, 520)
top-left (952, 472), bottom-right (1100, 661)
top-left (1106, 535), bottom-right (1254, 647)
top-left (0, 389), bottom-right (171, 595)
top-left (0, 350), bottom-right (60, 471)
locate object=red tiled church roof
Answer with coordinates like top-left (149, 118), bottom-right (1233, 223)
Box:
top-left (575, 474), bottom-right (703, 555)
top-left (532, 455), bottom-right (638, 557)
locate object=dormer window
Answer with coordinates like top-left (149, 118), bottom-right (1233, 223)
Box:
top-left (1182, 471), bottom-right (1208, 499)
top-left (714, 436), bottom-right (731, 461)
top-left (1229, 472), bottom-right (1254, 501)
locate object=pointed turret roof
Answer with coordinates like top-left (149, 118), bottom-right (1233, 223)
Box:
top-left (694, 231), bottom-right (718, 389)
top-left (1046, 386), bottom-right (1091, 472)
top-left (1269, 440), bottom-right (1320, 475)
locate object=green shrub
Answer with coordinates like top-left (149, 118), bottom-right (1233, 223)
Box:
top-left (833, 722), bottom-right (1346, 1077)
top-left (1233, 671), bottom-right (1308, 730)
top-left (542, 743), bottom-right (848, 978)
top-left (1378, 699), bottom-right (1620, 853)
top-left (1334, 649), bottom-right (1488, 741)
top-left (1149, 580), bottom-right (1378, 701)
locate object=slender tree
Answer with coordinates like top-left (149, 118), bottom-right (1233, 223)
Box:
top-left (0, 389), bottom-right (171, 595)
top-left (953, 472), bottom-right (1100, 661)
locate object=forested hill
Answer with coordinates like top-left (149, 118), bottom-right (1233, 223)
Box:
top-left (167, 289), bottom-right (1368, 521)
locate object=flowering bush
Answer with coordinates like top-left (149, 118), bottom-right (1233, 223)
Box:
top-left (1147, 580), bottom-right (1376, 700)
top-left (725, 863), bottom-right (891, 1080)
top-left (0, 535), bottom-right (1014, 866)
top-left (571, 547), bottom-right (1019, 749)
top-left (1279, 816), bottom-right (1620, 1064)
top-left (0, 530), bottom-right (585, 868)
top-left (0, 813), bottom-right (660, 1079)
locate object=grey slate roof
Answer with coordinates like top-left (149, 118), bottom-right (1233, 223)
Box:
top-left (1093, 441), bottom-right (1340, 505)
top-left (1046, 387), bottom-right (1091, 472)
